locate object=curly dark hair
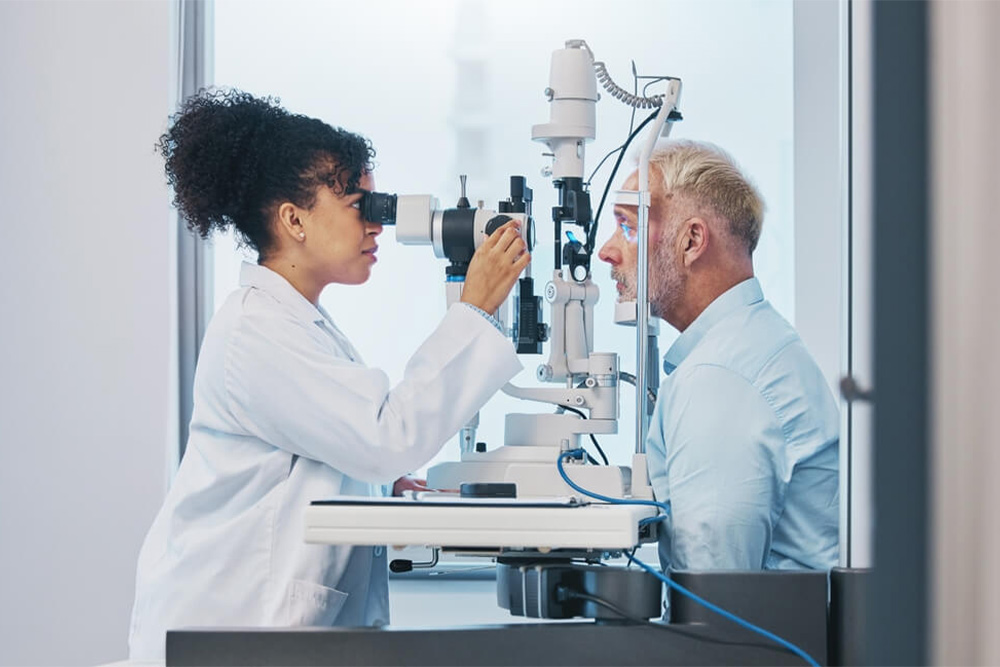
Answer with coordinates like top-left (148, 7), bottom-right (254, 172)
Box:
top-left (157, 88), bottom-right (375, 259)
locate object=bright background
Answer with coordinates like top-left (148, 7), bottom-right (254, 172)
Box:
top-left (211, 0), bottom-right (796, 472)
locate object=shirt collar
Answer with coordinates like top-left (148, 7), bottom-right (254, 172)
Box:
top-left (662, 277), bottom-right (764, 375)
top-left (239, 261), bottom-right (326, 325)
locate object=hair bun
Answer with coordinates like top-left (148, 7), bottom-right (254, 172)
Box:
top-left (157, 88), bottom-right (287, 238)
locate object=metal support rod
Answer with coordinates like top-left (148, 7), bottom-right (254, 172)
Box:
top-left (635, 102), bottom-right (673, 454)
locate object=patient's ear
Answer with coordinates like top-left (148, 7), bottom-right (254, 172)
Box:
top-left (679, 217), bottom-right (710, 266)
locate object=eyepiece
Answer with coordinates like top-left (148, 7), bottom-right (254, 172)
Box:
top-left (359, 191), bottom-right (398, 225)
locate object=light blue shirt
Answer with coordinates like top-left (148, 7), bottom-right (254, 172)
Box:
top-left (460, 301), bottom-right (504, 334)
top-left (647, 277), bottom-right (839, 574)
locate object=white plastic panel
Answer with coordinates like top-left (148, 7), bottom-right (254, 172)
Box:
top-left (305, 498), bottom-right (655, 551)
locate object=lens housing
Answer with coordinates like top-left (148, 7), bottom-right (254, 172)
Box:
top-left (359, 191), bottom-right (398, 225)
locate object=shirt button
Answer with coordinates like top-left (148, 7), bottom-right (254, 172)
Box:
top-left (373, 546), bottom-right (384, 557)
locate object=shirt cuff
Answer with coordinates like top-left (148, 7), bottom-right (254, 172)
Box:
top-left (460, 302), bottom-right (505, 335)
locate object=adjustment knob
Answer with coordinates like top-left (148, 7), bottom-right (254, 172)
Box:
top-left (484, 214), bottom-right (513, 236)
top-left (456, 174), bottom-right (471, 209)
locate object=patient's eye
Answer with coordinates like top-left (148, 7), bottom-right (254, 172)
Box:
top-left (618, 219), bottom-right (638, 243)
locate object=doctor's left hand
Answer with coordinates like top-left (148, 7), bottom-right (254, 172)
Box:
top-left (392, 475), bottom-right (431, 496)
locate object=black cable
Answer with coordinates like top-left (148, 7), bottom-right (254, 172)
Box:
top-left (558, 404), bottom-right (586, 419)
top-left (588, 60), bottom-right (642, 189)
top-left (584, 72), bottom-right (660, 189)
top-left (585, 146), bottom-right (624, 188)
top-left (587, 433), bottom-right (611, 466)
top-left (586, 109), bottom-right (659, 254)
top-left (564, 589), bottom-right (649, 624)
top-left (584, 62), bottom-right (642, 189)
top-left (557, 404), bottom-right (610, 466)
top-left (588, 434), bottom-right (609, 467)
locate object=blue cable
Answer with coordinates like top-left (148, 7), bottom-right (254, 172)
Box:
top-left (557, 448), bottom-right (820, 667)
top-left (638, 515), bottom-right (667, 527)
top-left (556, 449), bottom-right (671, 515)
top-left (627, 554), bottom-right (820, 667)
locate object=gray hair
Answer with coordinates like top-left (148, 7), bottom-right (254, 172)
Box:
top-left (646, 139), bottom-right (765, 254)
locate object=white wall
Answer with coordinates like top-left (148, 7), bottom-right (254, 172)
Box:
top-left (0, 2), bottom-right (174, 665)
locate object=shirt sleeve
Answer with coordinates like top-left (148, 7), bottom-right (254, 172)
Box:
top-left (224, 301), bottom-right (522, 484)
top-left (649, 364), bottom-right (789, 571)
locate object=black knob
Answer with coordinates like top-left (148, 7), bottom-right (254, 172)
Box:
top-left (484, 214), bottom-right (513, 236)
top-left (389, 559), bottom-right (414, 573)
top-left (456, 174), bottom-right (471, 209)
top-left (475, 442), bottom-right (487, 453)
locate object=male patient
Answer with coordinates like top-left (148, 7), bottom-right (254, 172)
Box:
top-left (598, 140), bottom-right (838, 573)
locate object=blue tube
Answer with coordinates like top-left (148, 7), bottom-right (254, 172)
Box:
top-left (557, 448), bottom-right (821, 667)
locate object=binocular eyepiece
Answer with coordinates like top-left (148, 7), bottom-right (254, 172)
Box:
top-left (359, 191), bottom-right (398, 226)
top-left (356, 179), bottom-right (534, 265)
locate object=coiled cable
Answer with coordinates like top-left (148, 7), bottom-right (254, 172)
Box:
top-left (594, 61), bottom-right (664, 109)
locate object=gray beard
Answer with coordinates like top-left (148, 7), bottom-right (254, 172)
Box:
top-left (610, 241), bottom-right (686, 321)
top-left (612, 266), bottom-right (637, 303)
top-left (649, 239), bottom-right (686, 320)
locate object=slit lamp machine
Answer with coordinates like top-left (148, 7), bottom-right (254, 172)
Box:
top-left (306, 38), bottom-right (682, 618)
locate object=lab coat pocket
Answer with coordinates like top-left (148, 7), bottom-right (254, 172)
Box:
top-left (279, 579), bottom-right (349, 627)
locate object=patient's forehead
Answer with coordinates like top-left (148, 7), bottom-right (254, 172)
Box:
top-left (614, 171), bottom-right (641, 217)
top-left (622, 171), bottom-right (639, 191)
top-left (615, 170), bottom-right (669, 211)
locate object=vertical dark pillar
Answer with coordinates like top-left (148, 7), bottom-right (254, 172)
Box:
top-left (869, 1), bottom-right (929, 664)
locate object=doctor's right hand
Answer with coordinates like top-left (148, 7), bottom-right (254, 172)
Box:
top-left (461, 220), bottom-right (531, 315)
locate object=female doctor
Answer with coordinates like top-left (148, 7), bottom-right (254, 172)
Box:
top-left (128, 90), bottom-right (528, 659)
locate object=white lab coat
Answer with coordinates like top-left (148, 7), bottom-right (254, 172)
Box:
top-left (128, 262), bottom-right (522, 660)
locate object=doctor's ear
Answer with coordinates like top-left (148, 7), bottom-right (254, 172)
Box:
top-left (679, 217), bottom-right (709, 266)
top-left (276, 202), bottom-right (307, 242)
